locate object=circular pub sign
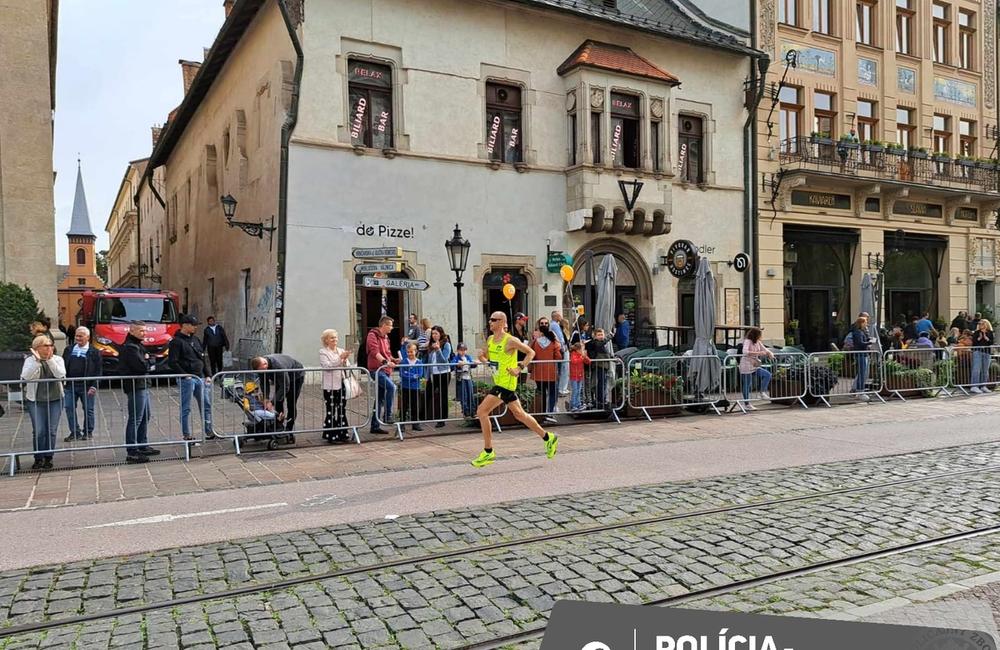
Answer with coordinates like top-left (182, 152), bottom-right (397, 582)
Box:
top-left (666, 240), bottom-right (699, 278)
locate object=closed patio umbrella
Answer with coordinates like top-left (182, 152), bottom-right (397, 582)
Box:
top-left (689, 257), bottom-right (720, 398)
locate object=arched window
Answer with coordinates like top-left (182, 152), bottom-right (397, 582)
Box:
top-left (76, 248), bottom-right (86, 265)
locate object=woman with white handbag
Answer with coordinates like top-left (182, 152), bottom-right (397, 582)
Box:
top-left (319, 329), bottom-right (354, 443)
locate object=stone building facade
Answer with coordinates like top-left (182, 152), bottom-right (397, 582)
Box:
top-left (143, 0), bottom-right (759, 363)
top-left (105, 159), bottom-right (147, 288)
top-left (756, 0), bottom-right (1000, 349)
top-left (0, 0), bottom-right (59, 318)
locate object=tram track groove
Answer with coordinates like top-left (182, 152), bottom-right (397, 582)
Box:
top-left (2, 462), bottom-right (1000, 639)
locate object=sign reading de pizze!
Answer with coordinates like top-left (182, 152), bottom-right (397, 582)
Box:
top-left (352, 246), bottom-right (403, 259)
top-left (667, 240), bottom-right (699, 278)
top-left (361, 276), bottom-right (429, 291)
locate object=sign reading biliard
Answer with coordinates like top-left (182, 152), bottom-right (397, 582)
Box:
top-left (540, 601), bottom-right (997, 650)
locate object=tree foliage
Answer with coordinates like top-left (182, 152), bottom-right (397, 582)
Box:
top-left (0, 283), bottom-right (41, 351)
top-left (96, 250), bottom-right (109, 284)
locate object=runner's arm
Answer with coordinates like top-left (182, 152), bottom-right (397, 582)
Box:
top-left (508, 337), bottom-right (536, 365)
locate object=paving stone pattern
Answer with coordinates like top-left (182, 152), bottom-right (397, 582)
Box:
top-left (3, 441), bottom-right (1000, 631)
top-left (3, 458), bottom-right (1000, 648)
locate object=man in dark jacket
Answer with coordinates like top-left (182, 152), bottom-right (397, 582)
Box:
top-left (169, 314), bottom-right (214, 441)
top-left (120, 321), bottom-right (157, 462)
top-left (62, 326), bottom-right (102, 441)
top-left (250, 354), bottom-right (305, 431)
top-left (201, 316), bottom-right (230, 376)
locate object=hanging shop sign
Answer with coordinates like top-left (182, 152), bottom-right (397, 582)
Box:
top-left (732, 252), bottom-right (750, 273)
top-left (666, 240), bottom-right (699, 279)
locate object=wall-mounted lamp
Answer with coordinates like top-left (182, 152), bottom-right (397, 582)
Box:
top-left (220, 194), bottom-right (277, 250)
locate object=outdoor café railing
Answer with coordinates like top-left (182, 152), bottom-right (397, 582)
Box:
top-left (881, 347), bottom-right (952, 401)
top-left (519, 358), bottom-right (624, 424)
top-left (0, 372), bottom-right (201, 476)
top-left (626, 354), bottom-right (724, 419)
top-left (375, 360), bottom-right (507, 440)
top-left (779, 136), bottom-right (999, 192)
top-left (723, 352), bottom-right (810, 412)
top-left (211, 367), bottom-right (372, 453)
top-left (806, 350), bottom-right (887, 407)
top-left (949, 345), bottom-right (1000, 395)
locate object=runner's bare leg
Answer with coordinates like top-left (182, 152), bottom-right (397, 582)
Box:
top-left (476, 393), bottom-right (503, 450)
top-left (506, 400), bottom-right (548, 438)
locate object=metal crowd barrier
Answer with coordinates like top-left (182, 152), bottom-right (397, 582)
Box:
top-left (723, 352), bottom-right (810, 412)
top-left (949, 344), bottom-right (1000, 395)
top-left (806, 350), bottom-right (887, 407)
top-left (626, 354), bottom-right (723, 419)
top-left (882, 347), bottom-right (952, 401)
top-left (519, 357), bottom-right (624, 424)
top-left (375, 360), bottom-right (507, 440)
top-left (0, 372), bottom-right (200, 475)
top-left (211, 366), bottom-right (372, 453)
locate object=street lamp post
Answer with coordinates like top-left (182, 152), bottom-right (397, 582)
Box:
top-left (445, 224), bottom-right (471, 345)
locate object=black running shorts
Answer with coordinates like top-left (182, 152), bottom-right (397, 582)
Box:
top-left (487, 385), bottom-right (519, 403)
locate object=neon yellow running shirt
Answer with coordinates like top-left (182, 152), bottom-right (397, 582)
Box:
top-left (488, 333), bottom-right (518, 391)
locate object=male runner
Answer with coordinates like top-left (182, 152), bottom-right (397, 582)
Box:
top-left (472, 311), bottom-right (558, 467)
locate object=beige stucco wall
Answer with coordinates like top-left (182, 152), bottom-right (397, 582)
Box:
top-left (105, 160), bottom-right (145, 287)
top-left (153, 0), bottom-right (294, 356)
top-left (0, 0), bottom-right (58, 320)
top-left (756, 0), bottom-right (1000, 345)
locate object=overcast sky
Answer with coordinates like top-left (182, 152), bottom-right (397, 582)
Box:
top-left (52, 1), bottom-right (225, 264)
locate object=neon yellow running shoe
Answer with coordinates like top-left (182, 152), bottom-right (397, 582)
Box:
top-left (471, 450), bottom-right (496, 468)
top-left (544, 433), bottom-right (558, 459)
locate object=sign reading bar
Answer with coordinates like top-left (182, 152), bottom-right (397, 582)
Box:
top-left (894, 201), bottom-right (943, 218)
top-left (791, 190), bottom-right (851, 210)
top-left (355, 262), bottom-right (403, 274)
top-left (361, 276), bottom-right (429, 291)
top-left (352, 246), bottom-right (403, 259)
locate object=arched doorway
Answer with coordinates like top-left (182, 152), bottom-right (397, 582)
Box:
top-left (482, 268), bottom-right (530, 331)
top-left (570, 238), bottom-right (654, 345)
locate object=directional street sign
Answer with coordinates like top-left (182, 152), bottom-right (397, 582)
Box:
top-left (354, 262), bottom-right (403, 274)
top-left (732, 252), bottom-right (751, 273)
top-left (361, 276), bottom-right (430, 291)
top-left (352, 246), bottom-right (403, 259)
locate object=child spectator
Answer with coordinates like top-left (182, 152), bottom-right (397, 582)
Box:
top-left (568, 342), bottom-right (590, 411)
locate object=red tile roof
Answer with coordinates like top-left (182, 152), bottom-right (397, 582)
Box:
top-left (557, 40), bottom-right (680, 85)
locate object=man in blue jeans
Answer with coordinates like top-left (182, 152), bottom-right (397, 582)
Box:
top-left (62, 326), bottom-right (102, 441)
top-left (120, 321), bottom-right (157, 463)
top-left (366, 316), bottom-right (399, 433)
top-left (168, 314), bottom-right (214, 442)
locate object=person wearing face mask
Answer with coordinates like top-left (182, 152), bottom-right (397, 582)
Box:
top-left (585, 328), bottom-right (611, 409)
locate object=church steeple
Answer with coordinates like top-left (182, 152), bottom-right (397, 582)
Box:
top-left (67, 159), bottom-right (95, 239)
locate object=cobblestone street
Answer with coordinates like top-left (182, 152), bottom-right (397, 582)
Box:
top-left (4, 425), bottom-right (1000, 648)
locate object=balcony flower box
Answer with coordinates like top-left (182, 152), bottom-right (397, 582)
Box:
top-left (863, 143), bottom-right (884, 154)
top-left (809, 133), bottom-right (834, 146)
top-left (908, 149), bottom-right (929, 160)
top-left (837, 138), bottom-right (860, 151)
top-left (977, 160), bottom-right (998, 170)
top-left (957, 158), bottom-right (976, 168)
top-left (932, 153), bottom-right (952, 162)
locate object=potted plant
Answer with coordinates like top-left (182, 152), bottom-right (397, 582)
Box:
top-left (908, 146), bottom-right (929, 159)
top-left (838, 134), bottom-right (860, 150)
top-left (863, 139), bottom-right (884, 153)
top-left (957, 155), bottom-right (976, 169)
top-left (810, 131), bottom-right (834, 145)
top-left (976, 157), bottom-right (998, 170)
top-left (626, 369), bottom-right (683, 417)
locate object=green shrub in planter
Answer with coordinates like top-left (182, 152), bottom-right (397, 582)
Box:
top-left (0, 282), bottom-right (41, 352)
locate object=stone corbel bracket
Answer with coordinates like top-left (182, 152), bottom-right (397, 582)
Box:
top-left (881, 187), bottom-right (909, 221)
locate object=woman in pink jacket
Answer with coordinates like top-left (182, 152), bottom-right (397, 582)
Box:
top-left (319, 329), bottom-right (351, 443)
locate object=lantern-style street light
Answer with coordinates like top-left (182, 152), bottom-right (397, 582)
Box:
top-left (445, 224), bottom-right (471, 345)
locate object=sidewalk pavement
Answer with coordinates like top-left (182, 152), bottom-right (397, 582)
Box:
top-left (2, 393), bottom-right (1000, 513)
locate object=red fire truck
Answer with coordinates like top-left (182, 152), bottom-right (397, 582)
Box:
top-left (80, 288), bottom-right (181, 374)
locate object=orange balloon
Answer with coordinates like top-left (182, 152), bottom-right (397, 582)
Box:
top-left (560, 264), bottom-right (575, 282)
top-left (502, 283), bottom-right (516, 300)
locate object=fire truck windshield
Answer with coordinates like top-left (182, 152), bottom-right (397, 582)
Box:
top-left (96, 297), bottom-right (177, 324)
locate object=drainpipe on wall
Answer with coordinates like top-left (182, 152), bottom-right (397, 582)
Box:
top-left (744, 0), bottom-right (767, 327)
top-left (275, 0), bottom-right (304, 353)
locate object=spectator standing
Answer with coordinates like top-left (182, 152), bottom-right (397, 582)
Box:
top-left (168, 315), bottom-right (215, 442)
top-left (318, 329), bottom-right (351, 443)
top-left (531, 317), bottom-right (562, 423)
top-left (21, 335), bottom-right (65, 469)
top-left (416, 318), bottom-right (433, 359)
top-left (970, 312), bottom-right (983, 332)
top-left (951, 311), bottom-right (969, 332)
top-left (849, 316), bottom-right (872, 401)
top-left (916, 312), bottom-right (934, 336)
top-left (568, 341), bottom-right (590, 411)
top-left (427, 326), bottom-right (453, 427)
top-left (365, 316), bottom-right (398, 433)
top-left (250, 354), bottom-right (305, 432)
top-left (30, 317), bottom-right (55, 345)
top-left (903, 316), bottom-right (920, 343)
top-left (550, 311), bottom-right (570, 396)
top-left (120, 321), bottom-right (156, 463)
top-left (62, 326), bottom-right (101, 441)
top-left (201, 316), bottom-right (230, 376)
top-left (584, 328), bottom-right (612, 408)
top-left (739, 327), bottom-right (774, 402)
top-left (397, 342), bottom-right (425, 431)
top-left (511, 313), bottom-right (530, 385)
top-left (453, 343), bottom-right (476, 419)
top-left (970, 319), bottom-right (995, 393)
top-left (911, 331), bottom-right (935, 349)
top-left (947, 327), bottom-right (961, 346)
top-left (402, 313), bottom-right (421, 347)
top-left (613, 313), bottom-right (631, 350)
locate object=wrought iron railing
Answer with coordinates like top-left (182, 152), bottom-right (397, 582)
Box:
top-left (778, 137), bottom-right (1000, 193)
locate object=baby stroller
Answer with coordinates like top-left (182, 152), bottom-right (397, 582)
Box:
top-left (225, 376), bottom-right (295, 450)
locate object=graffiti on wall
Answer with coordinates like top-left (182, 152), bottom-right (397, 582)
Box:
top-left (246, 284), bottom-right (275, 353)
